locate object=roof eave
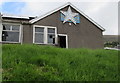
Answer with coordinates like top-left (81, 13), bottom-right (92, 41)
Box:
top-left (29, 2), bottom-right (70, 23)
top-left (29, 2), bottom-right (105, 31)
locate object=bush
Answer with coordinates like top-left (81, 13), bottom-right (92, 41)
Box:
top-left (104, 41), bottom-right (119, 47)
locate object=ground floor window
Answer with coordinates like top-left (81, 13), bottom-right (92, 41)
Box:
top-left (34, 27), bottom-right (44, 43)
top-left (47, 28), bottom-right (55, 44)
top-left (2, 23), bottom-right (21, 43)
top-left (33, 25), bottom-right (57, 44)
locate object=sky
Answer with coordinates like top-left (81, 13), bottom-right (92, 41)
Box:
top-left (0, 0), bottom-right (119, 35)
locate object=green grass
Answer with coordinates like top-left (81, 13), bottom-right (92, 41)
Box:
top-left (2, 44), bottom-right (118, 81)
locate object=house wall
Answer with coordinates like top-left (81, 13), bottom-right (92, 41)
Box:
top-left (32, 6), bottom-right (104, 49)
top-left (1, 6), bottom-right (104, 49)
top-left (23, 24), bottom-right (33, 44)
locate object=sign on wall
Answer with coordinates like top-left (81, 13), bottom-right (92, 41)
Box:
top-left (60, 6), bottom-right (80, 25)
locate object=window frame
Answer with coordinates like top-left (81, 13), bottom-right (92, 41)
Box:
top-left (47, 28), bottom-right (56, 44)
top-left (57, 34), bottom-right (68, 48)
top-left (1, 23), bottom-right (22, 43)
top-left (34, 27), bottom-right (44, 44)
top-left (33, 25), bottom-right (57, 45)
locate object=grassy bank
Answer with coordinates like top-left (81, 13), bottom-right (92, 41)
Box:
top-left (2, 44), bottom-right (118, 81)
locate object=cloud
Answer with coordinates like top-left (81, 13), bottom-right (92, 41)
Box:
top-left (72, 2), bottom-right (118, 35)
top-left (21, 2), bottom-right (66, 16)
top-left (0, 1), bottom-right (4, 12)
top-left (0, 2), bottom-right (2, 6)
top-left (12, 0), bottom-right (120, 2)
top-left (87, 2), bottom-right (118, 35)
top-left (2, 2), bottom-right (25, 15)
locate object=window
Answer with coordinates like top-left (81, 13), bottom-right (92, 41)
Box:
top-left (35, 27), bottom-right (44, 43)
top-left (47, 28), bottom-right (55, 44)
top-left (34, 25), bottom-right (56, 44)
top-left (2, 24), bottom-right (21, 43)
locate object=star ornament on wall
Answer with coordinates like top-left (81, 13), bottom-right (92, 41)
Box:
top-left (60, 6), bottom-right (79, 25)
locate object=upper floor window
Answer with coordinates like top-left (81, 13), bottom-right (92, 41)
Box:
top-left (2, 24), bottom-right (21, 43)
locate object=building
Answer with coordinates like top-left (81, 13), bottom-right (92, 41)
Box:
top-left (0, 2), bottom-right (105, 49)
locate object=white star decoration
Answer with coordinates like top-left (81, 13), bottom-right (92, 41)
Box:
top-left (60, 6), bottom-right (79, 25)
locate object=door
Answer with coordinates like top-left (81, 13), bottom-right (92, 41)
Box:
top-left (58, 35), bottom-right (67, 48)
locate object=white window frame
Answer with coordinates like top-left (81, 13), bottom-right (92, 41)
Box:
top-left (33, 25), bottom-right (57, 45)
top-left (1, 23), bottom-right (22, 43)
top-left (58, 34), bottom-right (68, 48)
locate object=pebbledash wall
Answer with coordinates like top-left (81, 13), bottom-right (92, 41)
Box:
top-left (0, 3), bottom-right (105, 49)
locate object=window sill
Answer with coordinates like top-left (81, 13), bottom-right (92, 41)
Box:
top-left (0, 41), bottom-right (21, 44)
top-left (34, 43), bottom-right (56, 46)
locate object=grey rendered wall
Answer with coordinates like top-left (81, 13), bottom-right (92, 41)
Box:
top-left (23, 24), bottom-right (33, 44)
top-left (27, 6), bottom-right (104, 49)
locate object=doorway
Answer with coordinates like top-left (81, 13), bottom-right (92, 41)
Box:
top-left (58, 34), bottom-right (68, 48)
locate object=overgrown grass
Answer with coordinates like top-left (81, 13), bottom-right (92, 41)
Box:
top-left (2, 44), bottom-right (118, 81)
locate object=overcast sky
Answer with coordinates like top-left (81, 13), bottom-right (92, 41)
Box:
top-left (0, 0), bottom-right (119, 35)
